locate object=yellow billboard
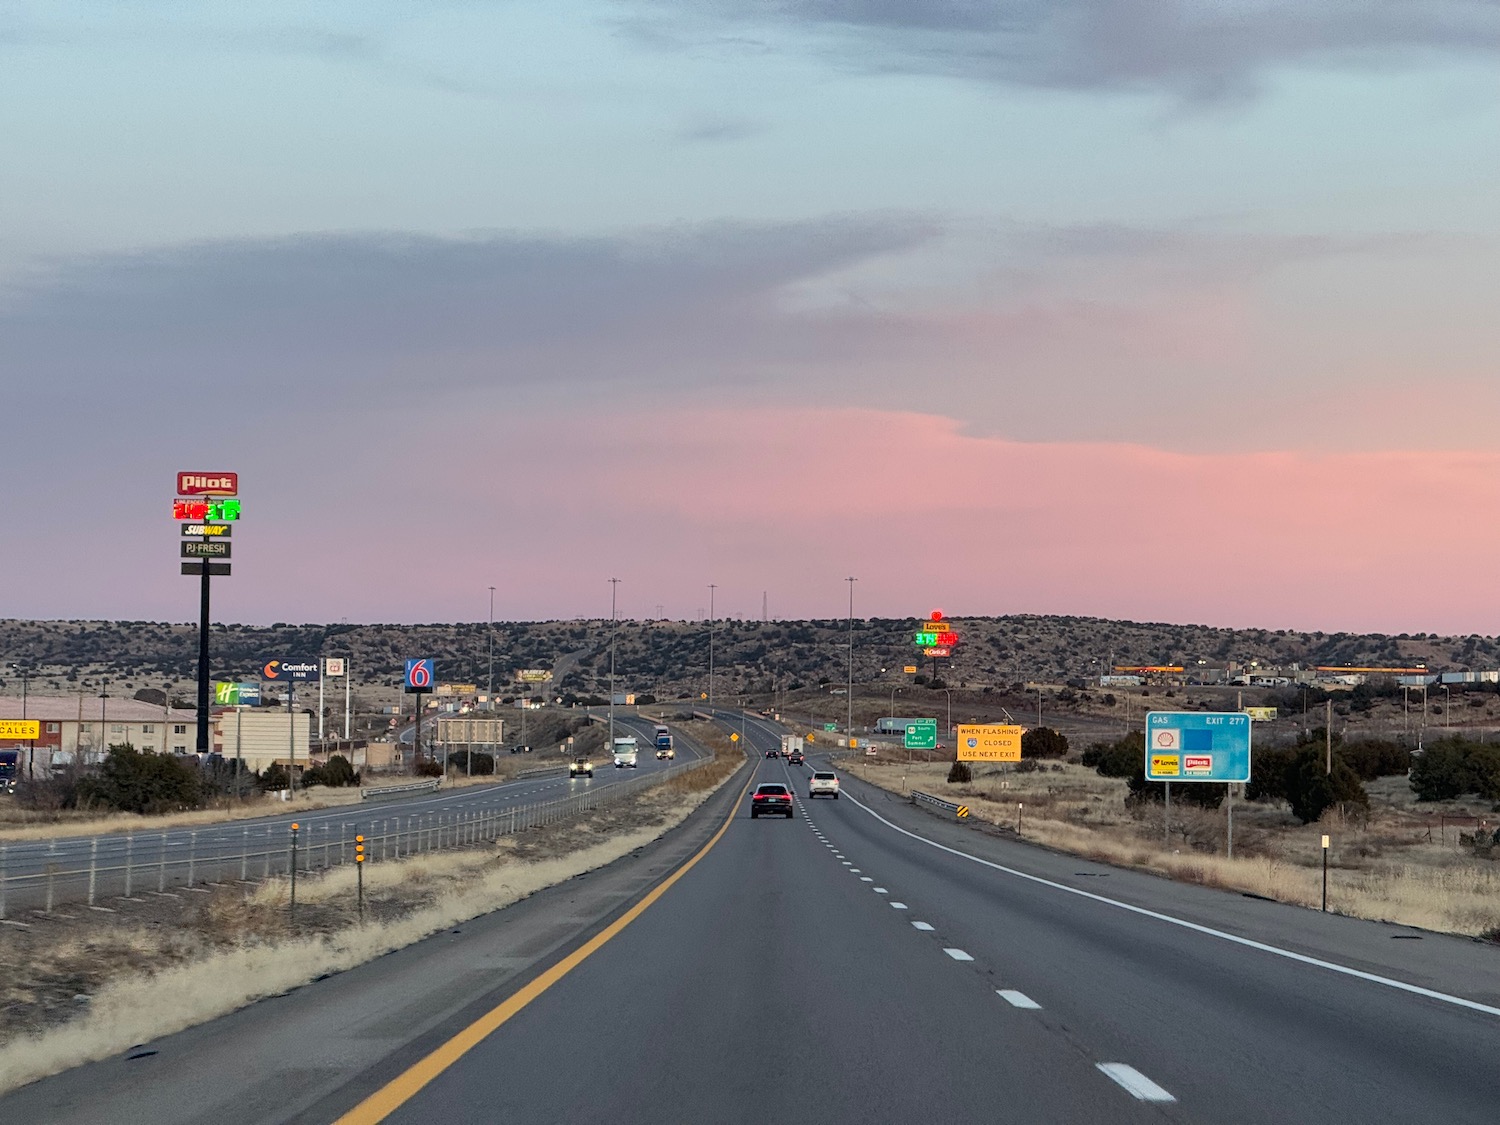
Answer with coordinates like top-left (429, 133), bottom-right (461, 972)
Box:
top-left (956, 723), bottom-right (1022, 762)
top-left (0, 719), bottom-right (40, 739)
top-left (1243, 707), bottom-right (1278, 722)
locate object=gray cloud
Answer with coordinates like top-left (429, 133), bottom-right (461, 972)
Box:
top-left (0, 217), bottom-right (939, 421)
top-left (635, 1), bottom-right (1500, 99)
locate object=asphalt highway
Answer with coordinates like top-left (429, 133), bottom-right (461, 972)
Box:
top-left (5, 712), bottom-right (1497, 1123)
top-left (0, 713), bottom-right (698, 909)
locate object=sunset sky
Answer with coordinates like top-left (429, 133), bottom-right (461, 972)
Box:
top-left (4, 2), bottom-right (1499, 632)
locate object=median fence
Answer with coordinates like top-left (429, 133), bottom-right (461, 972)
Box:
top-left (0, 756), bottom-right (712, 919)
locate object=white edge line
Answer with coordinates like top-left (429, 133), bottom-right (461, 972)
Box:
top-left (1096, 1063), bottom-right (1175, 1103)
top-left (997, 989), bottom-right (1041, 1009)
top-left (841, 791), bottom-right (1500, 1020)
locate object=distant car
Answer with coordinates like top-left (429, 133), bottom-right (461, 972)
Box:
top-left (764, 749), bottom-right (779, 759)
top-left (656, 747), bottom-right (675, 760)
top-left (569, 757), bottom-right (593, 778)
top-left (787, 751), bottom-right (804, 765)
top-left (751, 783), bottom-right (794, 818)
top-left (808, 771), bottom-right (840, 799)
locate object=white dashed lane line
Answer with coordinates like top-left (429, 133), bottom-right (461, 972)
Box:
top-left (1096, 1064), bottom-right (1176, 1103)
top-left (873, 887), bottom-right (888, 894)
top-left (890, 902), bottom-right (908, 909)
top-left (911, 921), bottom-right (934, 931)
top-left (859, 877), bottom-right (873, 882)
top-left (997, 990), bottom-right (1041, 1009)
top-left (943, 949), bottom-right (974, 962)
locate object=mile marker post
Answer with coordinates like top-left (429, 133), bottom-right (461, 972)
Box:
top-left (289, 822), bottom-right (299, 922)
top-left (1321, 834), bottom-right (1330, 912)
top-left (355, 835), bottom-right (365, 920)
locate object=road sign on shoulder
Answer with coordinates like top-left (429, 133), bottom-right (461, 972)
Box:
top-left (904, 719), bottom-right (937, 750)
top-left (956, 723), bottom-right (1022, 762)
top-left (1144, 711), bottom-right (1251, 782)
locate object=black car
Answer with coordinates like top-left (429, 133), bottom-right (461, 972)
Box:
top-left (764, 749), bottom-right (779, 759)
top-left (787, 751), bottom-right (804, 765)
top-left (751, 783), bottom-right (794, 818)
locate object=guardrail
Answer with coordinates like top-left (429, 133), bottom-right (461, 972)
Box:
top-left (0, 754), bottom-right (719, 919)
top-left (910, 790), bottom-right (971, 821)
top-left (359, 779), bottom-right (441, 801)
top-left (515, 764), bottom-right (567, 779)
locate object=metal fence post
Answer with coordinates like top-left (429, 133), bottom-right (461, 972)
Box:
top-left (241, 826), bottom-right (249, 881)
top-left (187, 830), bottom-right (198, 887)
top-left (158, 831), bottom-right (168, 892)
top-left (88, 837), bottom-right (99, 907)
top-left (263, 824), bottom-right (272, 878)
top-left (124, 833), bottom-right (134, 898)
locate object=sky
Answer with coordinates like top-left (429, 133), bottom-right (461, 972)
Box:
top-left (3, 1), bottom-right (1499, 633)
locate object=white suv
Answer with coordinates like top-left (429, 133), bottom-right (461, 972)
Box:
top-left (808, 771), bottom-right (840, 799)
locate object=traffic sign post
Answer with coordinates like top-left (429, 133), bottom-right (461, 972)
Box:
top-left (1146, 711), bottom-right (1251, 855)
top-left (904, 719), bottom-right (937, 751)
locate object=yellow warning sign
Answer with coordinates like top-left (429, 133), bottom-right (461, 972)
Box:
top-left (956, 724), bottom-right (1023, 762)
top-left (1150, 753), bottom-right (1181, 777)
top-left (956, 805), bottom-right (970, 819)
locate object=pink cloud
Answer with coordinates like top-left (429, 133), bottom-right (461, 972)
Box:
top-left (13, 404), bottom-right (1498, 636)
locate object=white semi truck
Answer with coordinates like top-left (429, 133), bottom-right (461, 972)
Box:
top-left (780, 734), bottom-right (805, 757)
top-left (612, 736), bottom-right (639, 768)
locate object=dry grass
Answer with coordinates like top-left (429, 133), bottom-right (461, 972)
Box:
top-left (0, 742), bottom-right (747, 1096)
top-left (846, 758), bottom-right (1500, 939)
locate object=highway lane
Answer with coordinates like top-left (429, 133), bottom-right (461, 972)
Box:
top-left (350, 714), bottom-right (1500, 1123)
top-left (0, 712), bottom-right (703, 907)
top-left (8, 711), bottom-right (1497, 1122)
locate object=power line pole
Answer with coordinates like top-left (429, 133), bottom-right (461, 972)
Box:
top-left (846, 576), bottom-right (857, 736)
top-left (708, 583), bottom-right (717, 705)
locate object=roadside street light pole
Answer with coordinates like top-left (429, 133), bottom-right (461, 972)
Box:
top-left (487, 586), bottom-right (496, 703)
top-left (609, 579), bottom-right (620, 753)
top-left (708, 584), bottom-right (717, 705)
top-left (846, 577), bottom-right (856, 736)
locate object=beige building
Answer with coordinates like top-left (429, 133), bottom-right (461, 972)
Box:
top-left (215, 709), bottom-right (312, 772)
top-left (0, 695), bottom-right (198, 772)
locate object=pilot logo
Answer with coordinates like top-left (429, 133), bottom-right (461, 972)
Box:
top-left (177, 472), bottom-right (239, 496)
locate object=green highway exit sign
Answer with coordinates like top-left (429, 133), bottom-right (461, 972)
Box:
top-left (905, 719), bottom-right (937, 750)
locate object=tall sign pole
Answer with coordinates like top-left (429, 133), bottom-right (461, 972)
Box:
top-left (175, 471), bottom-right (239, 756)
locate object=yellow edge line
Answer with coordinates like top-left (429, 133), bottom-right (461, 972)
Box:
top-left (333, 772), bottom-right (754, 1124)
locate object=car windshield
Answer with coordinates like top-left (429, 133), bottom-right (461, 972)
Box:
top-left (756, 785), bottom-right (787, 795)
